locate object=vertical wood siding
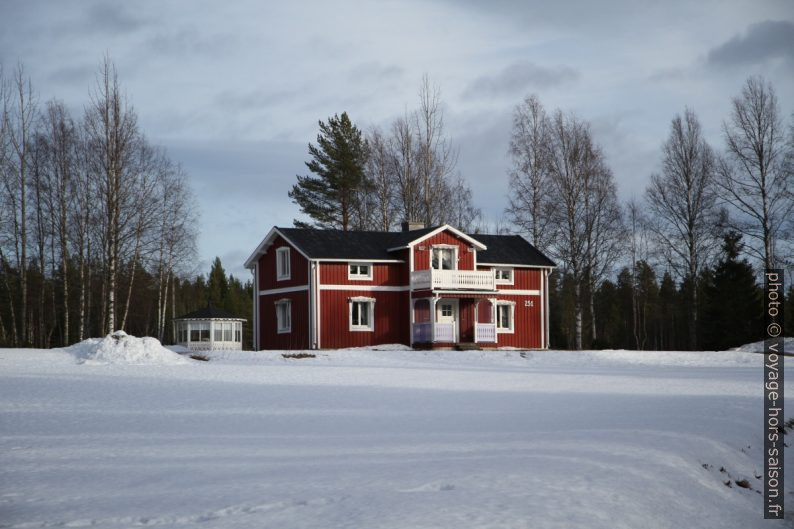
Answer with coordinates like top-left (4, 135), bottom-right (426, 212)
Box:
top-left (320, 290), bottom-right (408, 348)
top-left (257, 235), bottom-right (309, 291)
top-left (259, 290), bottom-right (310, 350)
top-left (320, 262), bottom-right (404, 286)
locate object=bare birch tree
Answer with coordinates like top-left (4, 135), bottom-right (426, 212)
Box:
top-left (645, 108), bottom-right (719, 350)
top-left (506, 94), bottom-right (554, 252)
top-left (414, 75), bottom-right (458, 227)
top-left (84, 56), bottom-right (142, 334)
top-left (364, 127), bottom-right (397, 231)
top-left (1, 64), bottom-right (37, 344)
top-left (716, 76), bottom-right (793, 269)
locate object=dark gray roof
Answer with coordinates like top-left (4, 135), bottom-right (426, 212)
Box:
top-left (471, 233), bottom-right (556, 267)
top-left (278, 226), bottom-right (437, 260)
top-left (175, 306), bottom-right (245, 320)
top-left (277, 227), bottom-right (555, 267)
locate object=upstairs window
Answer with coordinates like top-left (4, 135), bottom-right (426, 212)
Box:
top-left (275, 299), bottom-right (291, 333)
top-left (494, 268), bottom-right (514, 284)
top-left (348, 263), bottom-right (373, 280)
top-left (431, 246), bottom-right (457, 270)
top-left (349, 297), bottom-right (375, 331)
top-left (276, 247), bottom-right (291, 280)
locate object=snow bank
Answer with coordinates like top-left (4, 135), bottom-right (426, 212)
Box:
top-left (732, 337), bottom-right (793, 353)
top-left (67, 331), bottom-right (189, 365)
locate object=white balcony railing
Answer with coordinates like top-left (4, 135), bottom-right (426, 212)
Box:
top-left (410, 269), bottom-right (495, 291)
top-left (474, 323), bottom-right (497, 343)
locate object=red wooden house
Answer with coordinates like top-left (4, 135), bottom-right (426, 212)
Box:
top-left (244, 223), bottom-right (555, 350)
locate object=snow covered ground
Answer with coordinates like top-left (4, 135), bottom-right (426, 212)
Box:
top-left (1, 337), bottom-right (792, 528)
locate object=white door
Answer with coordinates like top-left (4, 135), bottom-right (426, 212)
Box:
top-left (436, 299), bottom-right (458, 342)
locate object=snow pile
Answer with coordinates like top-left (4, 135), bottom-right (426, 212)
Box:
top-left (68, 331), bottom-right (189, 365)
top-left (732, 337), bottom-right (793, 354)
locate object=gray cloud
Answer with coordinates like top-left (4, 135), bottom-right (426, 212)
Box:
top-left (348, 62), bottom-right (404, 81)
top-left (83, 3), bottom-right (146, 34)
top-left (707, 20), bottom-right (794, 67)
top-left (464, 61), bottom-right (579, 98)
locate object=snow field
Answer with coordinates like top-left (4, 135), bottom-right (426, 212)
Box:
top-left (0, 340), bottom-right (791, 528)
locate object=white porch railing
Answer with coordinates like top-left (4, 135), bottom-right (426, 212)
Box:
top-left (434, 322), bottom-right (455, 342)
top-left (474, 323), bottom-right (496, 343)
top-left (410, 269), bottom-right (495, 291)
top-left (412, 322), bottom-right (455, 343)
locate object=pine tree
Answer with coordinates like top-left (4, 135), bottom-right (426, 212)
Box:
top-left (289, 112), bottom-right (368, 231)
top-left (701, 232), bottom-right (761, 350)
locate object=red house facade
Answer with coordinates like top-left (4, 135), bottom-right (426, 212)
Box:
top-left (244, 224), bottom-right (555, 350)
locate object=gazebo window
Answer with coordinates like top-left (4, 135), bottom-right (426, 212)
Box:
top-left (223, 322), bottom-right (233, 341)
top-left (235, 323), bottom-right (241, 342)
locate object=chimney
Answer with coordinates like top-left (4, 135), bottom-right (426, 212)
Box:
top-left (401, 220), bottom-right (425, 232)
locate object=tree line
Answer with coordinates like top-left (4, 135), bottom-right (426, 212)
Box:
top-left (0, 58), bottom-right (199, 348)
top-left (290, 74), bottom-right (792, 351)
top-left (508, 77), bottom-right (794, 350)
top-left (290, 75), bottom-right (481, 232)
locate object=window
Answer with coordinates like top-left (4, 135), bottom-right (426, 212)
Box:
top-left (349, 297), bottom-right (375, 331)
top-left (214, 323), bottom-right (223, 341)
top-left (276, 247), bottom-right (290, 280)
top-left (223, 322), bottom-right (233, 342)
top-left (275, 299), bottom-right (291, 333)
top-left (234, 323), bottom-right (241, 343)
top-left (431, 246), bottom-right (457, 270)
top-left (495, 268), bottom-right (513, 284)
top-left (496, 302), bottom-right (515, 333)
top-left (348, 262), bottom-right (372, 280)
top-left (441, 303), bottom-right (453, 317)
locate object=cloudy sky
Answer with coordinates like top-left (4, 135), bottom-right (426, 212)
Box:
top-left (1, 0), bottom-right (793, 278)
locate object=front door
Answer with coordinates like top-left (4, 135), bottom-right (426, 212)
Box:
top-left (436, 299), bottom-right (458, 342)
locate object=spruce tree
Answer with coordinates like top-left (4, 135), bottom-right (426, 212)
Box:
top-left (207, 257), bottom-right (228, 308)
top-left (701, 232), bottom-right (761, 350)
top-left (289, 112), bottom-right (368, 230)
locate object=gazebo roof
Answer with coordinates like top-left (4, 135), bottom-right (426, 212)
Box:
top-left (174, 306), bottom-right (246, 321)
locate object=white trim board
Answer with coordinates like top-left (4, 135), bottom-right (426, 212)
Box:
top-left (244, 227), bottom-right (311, 269)
top-left (479, 262), bottom-right (555, 269)
top-left (259, 285), bottom-right (310, 296)
top-left (319, 284), bottom-right (409, 292)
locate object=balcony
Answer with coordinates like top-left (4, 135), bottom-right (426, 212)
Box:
top-left (410, 269), bottom-right (496, 291)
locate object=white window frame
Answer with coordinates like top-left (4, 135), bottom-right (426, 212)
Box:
top-left (496, 301), bottom-right (515, 334)
top-left (430, 244), bottom-right (458, 271)
top-left (276, 247), bottom-right (291, 281)
top-left (275, 299), bottom-right (291, 333)
top-left (348, 296), bottom-right (375, 332)
top-left (494, 267), bottom-right (514, 285)
top-left (347, 262), bottom-right (373, 281)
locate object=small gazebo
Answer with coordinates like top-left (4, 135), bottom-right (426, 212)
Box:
top-left (173, 306), bottom-right (246, 351)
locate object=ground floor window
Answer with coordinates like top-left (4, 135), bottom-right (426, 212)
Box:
top-left (496, 302), bottom-right (515, 333)
top-left (275, 299), bottom-right (291, 333)
top-left (349, 297), bottom-right (375, 331)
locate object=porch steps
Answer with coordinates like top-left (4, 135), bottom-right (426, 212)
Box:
top-left (455, 342), bottom-right (481, 351)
